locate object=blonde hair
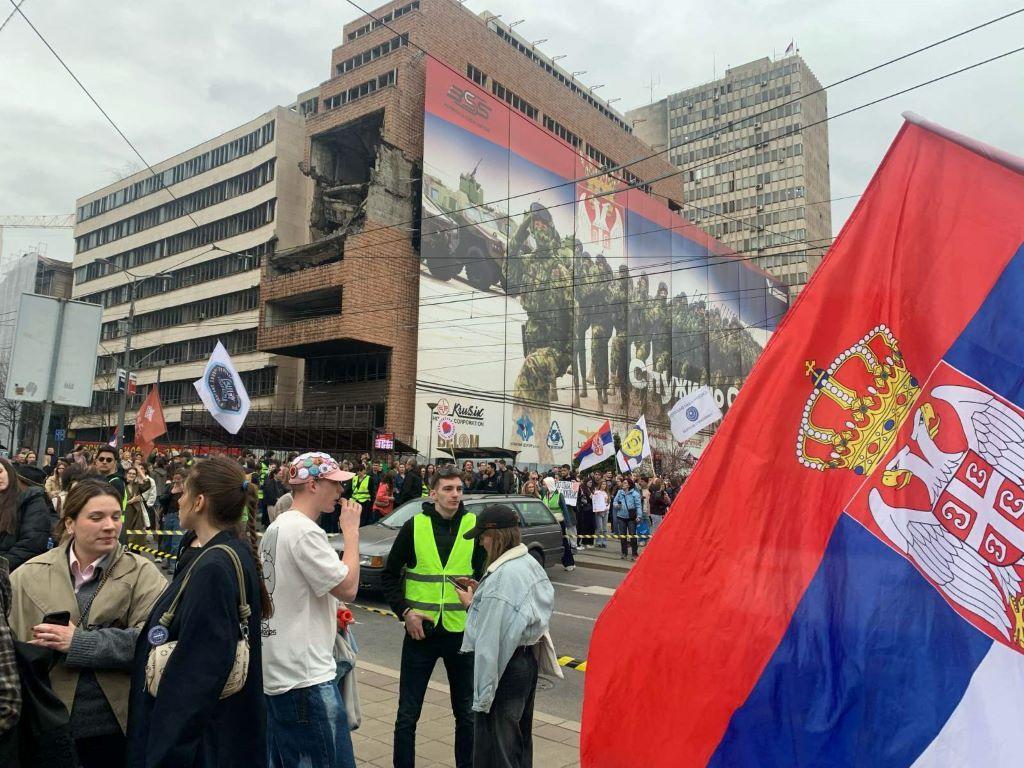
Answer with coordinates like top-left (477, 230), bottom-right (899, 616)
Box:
top-left (481, 527), bottom-right (521, 569)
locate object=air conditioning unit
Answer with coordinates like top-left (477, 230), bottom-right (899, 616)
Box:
top-left (685, 102), bottom-right (693, 109)
top-left (761, 79), bottom-right (768, 87)
top-left (756, 183), bottom-right (764, 190)
top-left (713, 93), bottom-right (720, 101)
top-left (757, 205), bottom-right (765, 212)
top-left (754, 122), bottom-right (761, 130)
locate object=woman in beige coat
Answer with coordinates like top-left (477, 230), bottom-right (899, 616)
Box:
top-left (9, 478), bottom-right (165, 768)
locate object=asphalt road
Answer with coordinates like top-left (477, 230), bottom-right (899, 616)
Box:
top-left (350, 561), bottom-right (627, 722)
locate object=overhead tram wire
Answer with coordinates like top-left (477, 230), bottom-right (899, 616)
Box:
top-left (253, 41), bottom-right (1024, 275)
top-left (339, 0), bottom-right (1024, 242)
top-left (26, 0), bottom-right (1011, 288)
top-left (8, 0), bottom-right (279, 278)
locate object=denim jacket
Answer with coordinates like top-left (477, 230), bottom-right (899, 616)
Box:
top-left (460, 544), bottom-right (554, 713)
top-left (612, 488), bottom-right (641, 519)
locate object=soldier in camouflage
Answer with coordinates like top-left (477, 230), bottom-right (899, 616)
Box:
top-left (573, 251), bottom-right (596, 403)
top-left (509, 202), bottom-right (574, 402)
top-left (609, 263), bottom-right (631, 406)
top-left (629, 272), bottom-right (652, 365)
top-left (589, 254), bottom-right (614, 404)
top-left (650, 281), bottom-right (673, 392)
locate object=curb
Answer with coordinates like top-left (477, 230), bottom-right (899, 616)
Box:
top-left (573, 558), bottom-right (631, 574)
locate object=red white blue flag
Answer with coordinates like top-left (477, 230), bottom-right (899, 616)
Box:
top-left (575, 420), bottom-right (613, 473)
top-left (582, 114), bottom-right (1024, 766)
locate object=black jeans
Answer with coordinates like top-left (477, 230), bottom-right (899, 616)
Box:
top-left (394, 629), bottom-right (474, 768)
top-left (76, 732), bottom-right (126, 768)
top-left (473, 647), bottom-right (538, 768)
top-left (616, 516), bottom-right (638, 556)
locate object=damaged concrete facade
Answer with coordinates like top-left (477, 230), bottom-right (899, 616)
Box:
top-left (259, 0), bottom-right (687, 450)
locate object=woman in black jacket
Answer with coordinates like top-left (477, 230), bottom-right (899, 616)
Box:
top-left (396, 460), bottom-right (423, 506)
top-left (127, 456), bottom-right (272, 768)
top-left (0, 458), bottom-right (56, 570)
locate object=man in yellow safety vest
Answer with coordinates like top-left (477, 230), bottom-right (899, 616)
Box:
top-left (350, 463), bottom-right (376, 526)
top-left (381, 464), bottom-right (485, 768)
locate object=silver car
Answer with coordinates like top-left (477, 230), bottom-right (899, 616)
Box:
top-left (331, 494), bottom-right (564, 594)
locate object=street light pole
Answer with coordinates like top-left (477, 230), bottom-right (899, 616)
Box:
top-left (426, 402), bottom-right (438, 466)
top-left (115, 278), bottom-right (138, 450)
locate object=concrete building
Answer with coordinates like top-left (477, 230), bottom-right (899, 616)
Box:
top-left (260, 0), bottom-right (688, 453)
top-left (0, 252), bottom-right (73, 452)
top-left (627, 55), bottom-right (832, 295)
top-left (70, 106), bottom-right (310, 444)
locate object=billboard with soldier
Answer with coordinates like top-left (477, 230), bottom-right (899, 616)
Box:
top-left (416, 57), bottom-right (789, 465)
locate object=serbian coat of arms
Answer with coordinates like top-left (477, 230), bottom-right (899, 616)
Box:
top-left (798, 325), bottom-right (1024, 650)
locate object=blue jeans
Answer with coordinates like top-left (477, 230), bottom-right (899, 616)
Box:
top-left (266, 680), bottom-right (356, 768)
top-left (159, 512), bottom-right (182, 559)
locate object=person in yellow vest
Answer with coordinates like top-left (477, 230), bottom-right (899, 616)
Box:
top-left (350, 463), bottom-right (376, 527)
top-left (381, 464), bottom-right (486, 768)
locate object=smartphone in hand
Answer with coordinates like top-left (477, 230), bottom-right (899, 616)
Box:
top-left (42, 611), bottom-right (71, 626)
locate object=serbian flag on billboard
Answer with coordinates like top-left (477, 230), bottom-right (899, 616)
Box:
top-left (135, 386), bottom-right (166, 455)
top-left (582, 113), bottom-right (1024, 767)
top-left (575, 420), bottom-right (613, 473)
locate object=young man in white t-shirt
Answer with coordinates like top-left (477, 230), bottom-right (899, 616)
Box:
top-left (260, 452), bottom-right (362, 768)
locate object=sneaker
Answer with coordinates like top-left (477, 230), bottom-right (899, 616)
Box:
top-left (564, 565), bottom-right (576, 571)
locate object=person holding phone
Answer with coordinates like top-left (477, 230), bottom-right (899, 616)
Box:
top-left (8, 479), bottom-right (165, 768)
top-left (456, 504), bottom-right (556, 768)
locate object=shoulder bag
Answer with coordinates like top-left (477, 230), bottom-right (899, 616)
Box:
top-left (145, 544), bottom-right (250, 699)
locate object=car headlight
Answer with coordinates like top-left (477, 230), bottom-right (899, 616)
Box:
top-left (359, 555), bottom-right (385, 568)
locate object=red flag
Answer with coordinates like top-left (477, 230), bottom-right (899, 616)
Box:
top-left (582, 116), bottom-right (1024, 766)
top-left (135, 386), bottom-right (167, 454)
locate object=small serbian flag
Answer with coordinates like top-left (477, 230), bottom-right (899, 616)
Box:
top-left (575, 420), bottom-right (613, 473)
top-left (583, 114), bottom-right (1024, 766)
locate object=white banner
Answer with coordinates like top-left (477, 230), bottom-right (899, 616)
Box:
top-left (556, 479), bottom-right (578, 507)
top-left (193, 341), bottom-right (251, 435)
top-left (669, 386), bottom-right (723, 443)
top-left (616, 414), bottom-right (652, 473)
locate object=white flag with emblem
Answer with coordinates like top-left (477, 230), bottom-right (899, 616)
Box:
top-left (192, 341), bottom-right (251, 435)
top-left (669, 387), bottom-right (723, 443)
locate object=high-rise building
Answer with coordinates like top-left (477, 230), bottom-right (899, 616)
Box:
top-left (627, 55), bottom-right (832, 295)
top-left (70, 106), bottom-right (310, 444)
top-left (261, 0), bottom-right (699, 457)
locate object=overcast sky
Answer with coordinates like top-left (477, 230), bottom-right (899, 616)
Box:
top-left (1, 0), bottom-right (1021, 264)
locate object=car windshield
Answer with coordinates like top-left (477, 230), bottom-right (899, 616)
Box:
top-left (378, 498), bottom-right (429, 529)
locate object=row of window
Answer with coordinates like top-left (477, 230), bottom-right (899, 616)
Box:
top-left (76, 122), bottom-right (275, 224)
top-left (668, 61), bottom-right (802, 109)
top-left (346, 1), bottom-right (419, 40)
top-left (689, 163), bottom-right (804, 196)
top-left (74, 200), bottom-right (277, 285)
top-left (75, 160), bottom-right (276, 254)
top-left (674, 104), bottom-right (802, 144)
top-left (96, 328), bottom-right (258, 374)
top-left (79, 242), bottom-right (269, 308)
top-left (670, 122), bottom-right (802, 159)
top-left (671, 83), bottom-right (797, 128)
top-left (306, 351), bottom-right (390, 385)
top-left (542, 114), bottom-right (580, 148)
top-left (758, 251), bottom-right (808, 269)
top-left (699, 206), bottom-right (807, 235)
top-left (680, 143), bottom-right (803, 177)
top-left (101, 286), bottom-right (260, 341)
top-left (684, 184), bottom-right (806, 208)
top-left (323, 69), bottom-right (397, 111)
top-left (491, 80), bottom-right (538, 121)
top-left (336, 33), bottom-right (409, 77)
top-left (489, 23), bottom-right (632, 134)
top-left (723, 227), bottom-right (809, 250)
top-left (91, 366), bottom-right (276, 411)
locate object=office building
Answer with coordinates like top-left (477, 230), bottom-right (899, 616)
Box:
top-left (70, 106), bottom-right (310, 444)
top-left (627, 54), bottom-right (832, 294)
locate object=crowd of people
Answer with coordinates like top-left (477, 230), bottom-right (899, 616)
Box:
top-left (0, 442), bottom-right (656, 767)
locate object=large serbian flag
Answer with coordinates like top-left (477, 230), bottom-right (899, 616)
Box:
top-left (582, 114), bottom-right (1024, 766)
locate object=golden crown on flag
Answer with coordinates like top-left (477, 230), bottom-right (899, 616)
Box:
top-left (797, 325), bottom-right (919, 475)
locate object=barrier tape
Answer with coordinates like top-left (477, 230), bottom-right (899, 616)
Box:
top-left (124, 529), bottom-right (345, 539)
top-left (126, 543), bottom-right (178, 561)
top-left (576, 534), bottom-right (651, 541)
